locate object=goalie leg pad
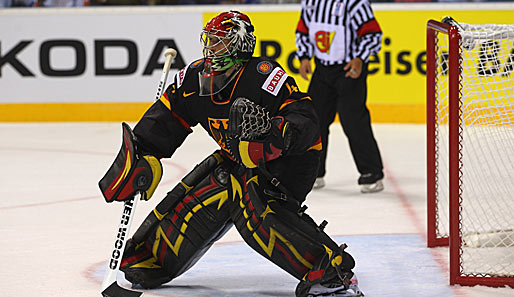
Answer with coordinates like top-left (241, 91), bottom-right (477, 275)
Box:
top-left (130, 152), bottom-right (224, 244)
top-left (120, 157), bottom-right (233, 288)
top-left (228, 169), bottom-right (354, 283)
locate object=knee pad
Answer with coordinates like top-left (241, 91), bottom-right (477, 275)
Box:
top-left (121, 152), bottom-right (234, 287)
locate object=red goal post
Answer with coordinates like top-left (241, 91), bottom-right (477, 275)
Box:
top-left (426, 19), bottom-right (514, 287)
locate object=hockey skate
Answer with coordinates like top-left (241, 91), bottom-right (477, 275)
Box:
top-left (305, 275), bottom-right (364, 297)
top-left (296, 244), bottom-right (363, 297)
top-left (358, 173), bottom-right (384, 193)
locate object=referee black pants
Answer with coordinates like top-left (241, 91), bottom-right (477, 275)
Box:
top-left (308, 59), bottom-right (383, 178)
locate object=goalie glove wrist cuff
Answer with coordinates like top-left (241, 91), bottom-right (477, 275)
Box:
top-left (99, 123), bottom-right (163, 203)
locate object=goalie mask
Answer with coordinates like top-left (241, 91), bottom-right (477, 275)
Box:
top-left (199, 11), bottom-right (256, 96)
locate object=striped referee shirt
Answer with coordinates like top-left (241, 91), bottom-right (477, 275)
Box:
top-left (295, 0), bottom-right (382, 66)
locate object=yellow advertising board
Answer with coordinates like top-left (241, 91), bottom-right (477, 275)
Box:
top-left (205, 8), bottom-right (514, 123)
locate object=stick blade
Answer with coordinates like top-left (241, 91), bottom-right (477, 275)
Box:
top-left (101, 282), bottom-right (143, 297)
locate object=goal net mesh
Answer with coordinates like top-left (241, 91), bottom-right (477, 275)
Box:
top-left (434, 23), bottom-right (514, 278)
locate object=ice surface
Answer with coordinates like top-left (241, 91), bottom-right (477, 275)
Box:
top-left (0, 123), bottom-right (512, 297)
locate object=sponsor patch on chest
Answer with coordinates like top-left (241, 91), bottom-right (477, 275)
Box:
top-left (261, 67), bottom-right (289, 96)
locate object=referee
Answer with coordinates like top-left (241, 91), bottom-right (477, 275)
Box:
top-left (295, 0), bottom-right (384, 193)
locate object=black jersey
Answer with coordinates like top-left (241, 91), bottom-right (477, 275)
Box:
top-left (133, 57), bottom-right (321, 202)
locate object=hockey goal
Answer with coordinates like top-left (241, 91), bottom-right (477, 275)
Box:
top-left (426, 19), bottom-right (514, 287)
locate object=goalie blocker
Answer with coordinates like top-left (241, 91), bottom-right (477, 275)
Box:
top-left (99, 122), bottom-right (163, 203)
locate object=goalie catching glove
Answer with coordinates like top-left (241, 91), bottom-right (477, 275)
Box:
top-left (228, 97), bottom-right (292, 168)
top-left (99, 122), bottom-right (162, 203)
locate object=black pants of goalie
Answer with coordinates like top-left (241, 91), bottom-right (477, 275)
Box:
top-left (120, 152), bottom-right (355, 296)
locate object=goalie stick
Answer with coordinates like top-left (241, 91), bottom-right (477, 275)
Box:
top-left (101, 48), bottom-right (177, 297)
top-left (155, 48), bottom-right (177, 101)
top-left (101, 193), bottom-right (142, 297)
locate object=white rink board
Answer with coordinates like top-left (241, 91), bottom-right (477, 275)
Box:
top-left (0, 8), bottom-right (202, 103)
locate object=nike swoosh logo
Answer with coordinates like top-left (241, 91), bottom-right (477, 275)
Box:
top-left (183, 91), bottom-right (196, 97)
